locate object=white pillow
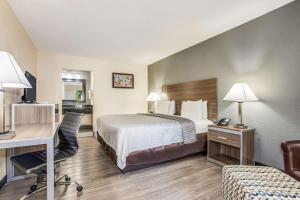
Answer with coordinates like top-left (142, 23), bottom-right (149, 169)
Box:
top-left (155, 100), bottom-right (176, 115)
top-left (181, 100), bottom-right (203, 121)
top-left (155, 101), bottom-right (170, 115)
top-left (185, 100), bottom-right (208, 119)
top-left (202, 100), bottom-right (208, 120)
top-left (169, 100), bottom-right (176, 115)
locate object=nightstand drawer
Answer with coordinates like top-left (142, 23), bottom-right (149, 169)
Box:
top-left (208, 130), bottom-right (240, 148)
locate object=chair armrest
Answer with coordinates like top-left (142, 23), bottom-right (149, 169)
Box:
top-left (281, 140), bottom-right (300, 154)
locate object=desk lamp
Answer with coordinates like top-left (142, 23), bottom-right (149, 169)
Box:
top-left (0, 51), bottom-right (31, 134)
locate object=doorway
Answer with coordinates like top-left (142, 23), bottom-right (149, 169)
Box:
top-left (61, 69), bottom-right (93, 137)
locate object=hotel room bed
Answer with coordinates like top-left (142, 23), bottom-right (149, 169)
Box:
top-left (97, 114), bottom-right (213, 171)
top-left (97, 78), bottom-right (218, 172)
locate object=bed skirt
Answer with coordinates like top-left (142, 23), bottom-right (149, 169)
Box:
top-left (97, 132), bottom-right (207, 172)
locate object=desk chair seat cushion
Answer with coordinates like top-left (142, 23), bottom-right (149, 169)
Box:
top-left (11, 148), bottom-right (75, 174)
top-left (11, 151), bottom-right (48, 174)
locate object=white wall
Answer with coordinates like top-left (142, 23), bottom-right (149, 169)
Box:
top-left (0, 0), bottom-right (37, 182)
top-left (37, 52), bottom-right (148, 129)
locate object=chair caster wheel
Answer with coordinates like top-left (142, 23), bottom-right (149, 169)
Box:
top-left (31, 184), bottom-right (37, 191)
top-left (65, 175), bottom-right (71, 181)
top-left (77, 186), bottom-right (83, 192)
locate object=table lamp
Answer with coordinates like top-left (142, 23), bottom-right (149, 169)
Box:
top-left (223, 83), bottom-right (258, 129)
top-left (0, 51), bottom-right (32, 134)
top-left (147, 92), bottom-right (160, 113)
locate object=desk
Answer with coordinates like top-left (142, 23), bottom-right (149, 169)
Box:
top-left (0, 123), bottom-right (58, 200)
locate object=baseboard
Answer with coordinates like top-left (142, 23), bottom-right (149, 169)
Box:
top-left (0, 175), bottom-right (7, 190)
top-left (79, 125), bottom-right (93, 131)
top-left (255, 161), bottom-right (268, 166)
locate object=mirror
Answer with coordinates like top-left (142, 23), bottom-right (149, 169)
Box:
top-left (62, 78), bottom-right (86, 103)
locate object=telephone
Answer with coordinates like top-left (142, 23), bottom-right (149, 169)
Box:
top-left (216, 118), bottom-right (231, 126)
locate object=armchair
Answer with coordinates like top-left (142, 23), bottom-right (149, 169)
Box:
top-left (281, 140), bottom-right (300, 181)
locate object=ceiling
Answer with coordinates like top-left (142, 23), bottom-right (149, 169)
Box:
top-left (8, 0), bottom-right (293, 66)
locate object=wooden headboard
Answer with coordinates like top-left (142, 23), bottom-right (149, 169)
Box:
top-left (162, 78), bottom-right (217, 121)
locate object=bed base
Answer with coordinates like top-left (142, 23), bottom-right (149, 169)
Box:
top-left (97, 132), bottom-right (207, 172)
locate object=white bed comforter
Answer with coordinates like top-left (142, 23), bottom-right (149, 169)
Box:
top-left (97, 114), bottom-right (213, 169)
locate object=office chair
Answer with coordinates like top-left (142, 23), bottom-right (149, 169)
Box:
top-left (11, 112), bottom-right (83, 200)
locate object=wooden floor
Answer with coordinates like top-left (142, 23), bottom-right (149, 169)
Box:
top-left (0, 137), bottom-right (222, 200)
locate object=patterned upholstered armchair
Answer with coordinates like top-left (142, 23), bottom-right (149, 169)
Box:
top-left (222, 165), bottom-right (300, 200)
top-left (281, 140), bottom-right (300, 181)
top-left (221, 142), bottom-right (300, 200)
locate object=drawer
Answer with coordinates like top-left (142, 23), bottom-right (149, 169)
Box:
top-left (208, 130), bottom-right (240, 148)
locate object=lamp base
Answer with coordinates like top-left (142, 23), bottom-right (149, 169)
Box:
top-left (234, 124), bottom-right (248, 129)
top-left (0, 131), bottom-right (15, 140)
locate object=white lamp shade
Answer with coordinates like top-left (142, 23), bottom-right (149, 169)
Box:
top-left (0, 51), bottom-right (31, 88)
top-left (223, 83), bottom-right (258, 102)
top-left (147, 92), bottom-right (160, 102)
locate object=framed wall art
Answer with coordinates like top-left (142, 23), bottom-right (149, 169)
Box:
top-left (112, 73), bottom-right (134, 89)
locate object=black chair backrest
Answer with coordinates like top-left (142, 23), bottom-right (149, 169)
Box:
top-left (57, 112), bottom-right (83, 156)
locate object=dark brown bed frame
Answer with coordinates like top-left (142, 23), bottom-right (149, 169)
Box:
top-left (97, 78), bottom-right (218, 172)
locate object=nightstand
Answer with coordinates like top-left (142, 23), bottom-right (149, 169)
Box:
top-left (207, 125), bottom-right (255, 166)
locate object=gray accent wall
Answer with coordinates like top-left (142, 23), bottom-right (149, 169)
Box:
top-left (148, 1), bottom-right (300, 169)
